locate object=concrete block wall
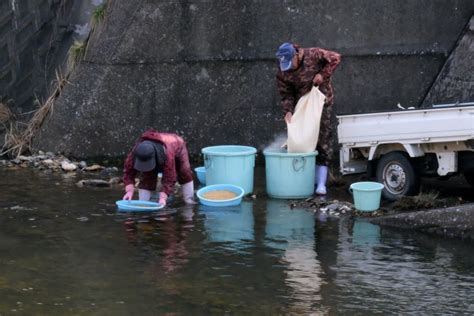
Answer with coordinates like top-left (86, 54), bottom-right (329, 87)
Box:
top-left (7, 0), bottom-right (474, 158)
top-left (0, 0), bottom-right (76, 113)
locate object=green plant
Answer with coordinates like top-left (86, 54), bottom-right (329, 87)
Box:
top-left (67, 40), bottom-right (86, 71)
top-left (92, 3), bottom-right (107, 29)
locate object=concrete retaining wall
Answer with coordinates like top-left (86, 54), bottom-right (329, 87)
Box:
top-left (19, 0), bottom-right (474, 157)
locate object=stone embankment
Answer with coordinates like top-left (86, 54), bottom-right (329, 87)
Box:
top-left (368, 204), bottom-right (474, 240)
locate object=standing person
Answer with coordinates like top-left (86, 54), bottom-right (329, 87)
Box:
top-left (276, 42), bottom-right (341, 195)
top-left (122, 129), bottom-right (195, 206)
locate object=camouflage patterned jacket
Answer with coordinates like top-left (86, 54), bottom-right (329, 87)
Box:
top-left (276, 47), bottom-right (341, 114)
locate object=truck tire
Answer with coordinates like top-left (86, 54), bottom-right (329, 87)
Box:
top-left (465, 172), bottom-right (474, 187)
top-left (376, 152), bottom-right (420, 201)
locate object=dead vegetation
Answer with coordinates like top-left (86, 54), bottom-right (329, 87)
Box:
top-left (0, 71), bottom-right (69, 158)
top-left (1, 1), bottom-right (112, 159)
top-left (0, 102), bottom-right (13, 125)
top-left (392, 191), bottom-right (463, 211)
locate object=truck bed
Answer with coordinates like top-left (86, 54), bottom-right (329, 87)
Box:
top-left (337, 105), bottom-right (474, 146)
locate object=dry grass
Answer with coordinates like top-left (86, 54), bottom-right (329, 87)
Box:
top-left (393, 191), bottom-right (441, 211)
top-left (0, 71), bottom-right (69, 158)
top-left (0, 102), bottom-right (13, 124)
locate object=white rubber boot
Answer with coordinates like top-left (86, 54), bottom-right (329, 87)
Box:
top-left (138, 189), bottom-right (152, 201)
top-left (182, 181), bottom-right (196, 204)
top-left (316, 166), bottom-right (328, 195)
top-left (314, 164), bottom-right (320, 187)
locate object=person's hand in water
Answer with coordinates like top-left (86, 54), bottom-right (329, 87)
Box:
top-left (285, 112), bottom-right (292, 124)
top-left (159, 192), bottom-right (168, 206)
top-left (123, 184), bottom-right (134, 200)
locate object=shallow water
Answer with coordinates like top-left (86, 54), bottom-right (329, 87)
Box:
top-left (0, 168), bottom-right (473, 315)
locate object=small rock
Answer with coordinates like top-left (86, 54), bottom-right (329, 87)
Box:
top-left (100, 167), bottom-right (119, 177)
top-left (340, 205), bottom-right (352, 212)
top-left (43, 159), bottom-right (54, 165)
top-left (18, 155), bottom-right (33, 162)
top-left (45, 152), bottom-right (54, 157)
top-left (77, 217), bottom-right (89, 222)
top-left (12, 159), bottom-right (20, 165)
top-left (76, 179), bottom-right (110, 187)
top-left (109, 177), bottom-right (122, 185)
top-left (38, 150), bottom-right (45, 155)
top-left (85, 164), bottom-right (104, 171)
top-left (61, 161), bottom-right (77, 172)
top-left (79, 161), bottom-right (87, 169)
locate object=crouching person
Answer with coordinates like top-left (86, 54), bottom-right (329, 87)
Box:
top-left (122, 129), bottom-right (195, 206)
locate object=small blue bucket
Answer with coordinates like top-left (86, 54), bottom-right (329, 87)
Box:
top-left (194, 166), bottom-right (206, 185)
top-left (196, 184), bottom-right (245, 207)
top-left (349, 182), bottom-right (385, 212)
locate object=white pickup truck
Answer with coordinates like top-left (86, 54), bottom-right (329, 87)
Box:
top-left (337, 102), bottom-right (474, 200)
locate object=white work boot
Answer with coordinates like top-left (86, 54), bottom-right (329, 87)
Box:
top-left (315, 166), bottom-right (328, 195)
top-left (138, 189), bottom-right (152, 201)
top-left (314, 164), bottom-right (320, 188)
top-left (182, 181), bottom-right (197, 204)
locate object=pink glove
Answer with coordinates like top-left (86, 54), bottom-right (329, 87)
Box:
top-left (123, 184), bottom-right (135, 200)
top-left (313, 74), bottom-right (323, 86)
top-left (159, 192), bottom-right (168, 206)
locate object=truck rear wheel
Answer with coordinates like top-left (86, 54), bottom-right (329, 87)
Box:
top-left (376, 152), bottom-right (420, 201)
top-left (465, 172), bottom-right (474, 187)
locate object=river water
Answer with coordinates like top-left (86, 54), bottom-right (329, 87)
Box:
top-left (0, 168), bottom-right (473, 315)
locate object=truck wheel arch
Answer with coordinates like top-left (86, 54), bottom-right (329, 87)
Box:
top-left (369, 144), bottom-right (425, 161)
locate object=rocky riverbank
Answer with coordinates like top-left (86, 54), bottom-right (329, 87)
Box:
top-left (0, 152), bottom-right (122, 187)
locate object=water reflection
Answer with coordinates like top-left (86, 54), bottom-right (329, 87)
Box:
top-left (119, 206), bottom-right (196, 276)
top-left (265, 200), bottom-right (324, 312)
top-left (1, 168), bottom-right (473, 314)
top-left (350, 221), bottom-right (381, 246)
top-left (200, 201), bottom-right (254, 248)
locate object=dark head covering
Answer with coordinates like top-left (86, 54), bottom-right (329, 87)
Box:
top-left (134, 140), bottom-right (166, 172)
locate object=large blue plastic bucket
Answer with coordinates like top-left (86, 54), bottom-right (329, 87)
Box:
top-left (349, 182), bottom-right (385, 212)
top-left (202, 145), bottom-right (257, 195)
top-left (263, 149), bottom-right (317, 199)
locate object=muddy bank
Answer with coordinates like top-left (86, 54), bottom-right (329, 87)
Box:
top-left (368, 204), bottom-right (474, 240)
